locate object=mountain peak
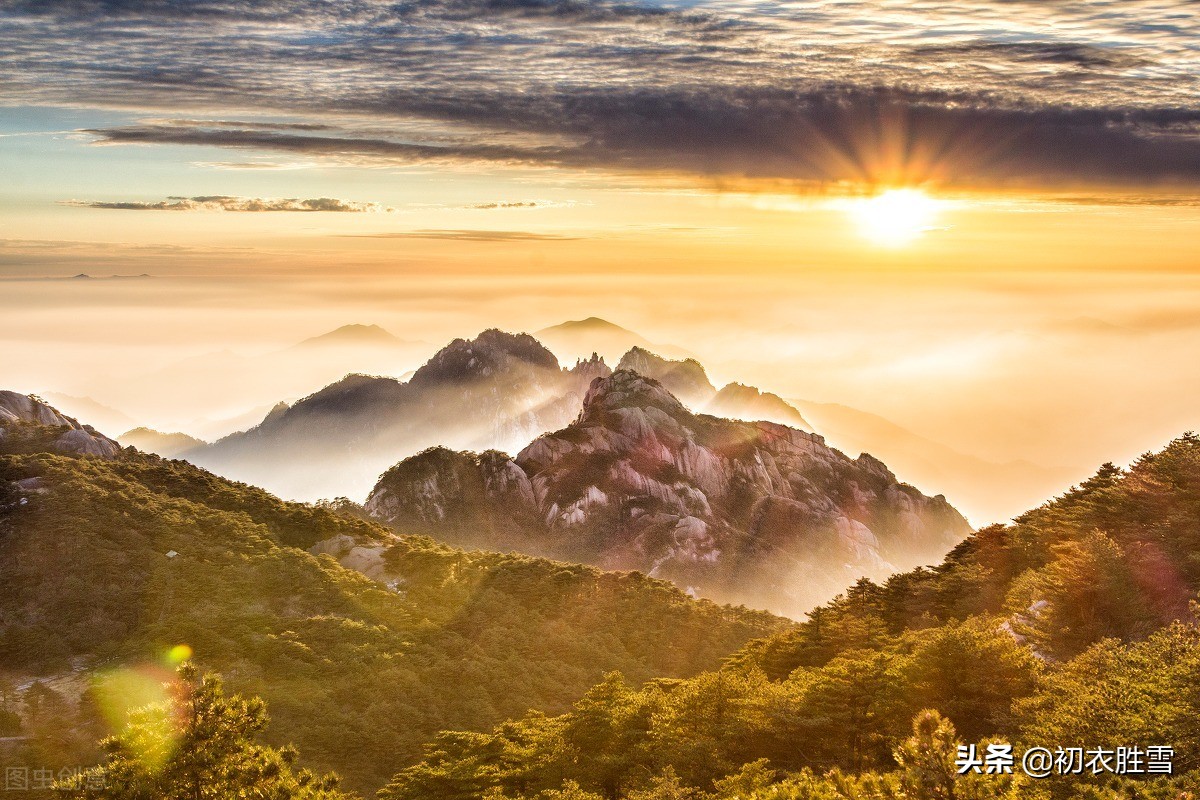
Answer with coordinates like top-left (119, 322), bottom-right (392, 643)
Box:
top-left (411, 329), bottom-right (560, 385)
top-left (296, 323), bottom-right (403, 348)
top-left (616, 347), bottom-right (715, 406)
top-left (369, 368), bottom-right (969, 617)
top-left (535, 318), bottom-right (695, 364)
top-left (118, 427), bottom-right (207, 458)
top-left (569, 352), bottom-right (612, 382)
top-left (540, 317), bottom-right (632, 334)
top-left (581, 369), bottom-right (689, 419)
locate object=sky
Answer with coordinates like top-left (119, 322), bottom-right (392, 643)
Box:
top-left (2, 0), bottom-right (1200, 523)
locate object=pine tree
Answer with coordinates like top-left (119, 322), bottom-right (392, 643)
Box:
top-left (61, 663), bottom-right (355, 799)
top-left (893, 710), bottom-right (958, 800)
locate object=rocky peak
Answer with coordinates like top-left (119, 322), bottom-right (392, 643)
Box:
top-left (569, 353), bottom-right (611, 384)
top-left (0, 392), bottom-right (76, 428)
top-left (580, 369), bottom-right (690, 420)
top-left (262, 400), bottom-right (291, 425)
top-left (616, 347), bottom-right (716, 406)
top-left (411, 329), bottom-right (560, 386)
top-left (367, 375), bottom-right (970, 617)
top-left (0, 391), bottom-right (122, 458)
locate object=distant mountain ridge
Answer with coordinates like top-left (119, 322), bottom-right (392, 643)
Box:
top-left (790, 398), bottom-right (1081, 524)
top-left (118, 427), bottom-right (207, 458)
top-left (536, 317), bottom-right (694, 363)
top-left (292, 323), bottom-right (418, 349)
top-left (183, 328), bottom-right (830, 505)
top-left (90, 322), bottom-right (431, 431)
top-left (616, 345), bottom-right (812, 428)
top-left (365, 370), bottom-right (970, 616)
top-left (39, 392), bottom-right (137, 436)
top-left (188, 330), bottom-right (613, 501)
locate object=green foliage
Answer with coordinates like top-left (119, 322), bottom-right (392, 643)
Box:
top-left (0, 439), bottom-right (782, 794)
top-left (892, 710), bottom-right (957, 800)
top-left (1006, 532), bottom-right (1177, 660)
top-left (12, 420), bottom-right (1200, 800)
top-left (1016, 623), bottom-right (1200, 775)
top-left (384, 435), bottom-right (1200, 799)
top-left (63, 663), bottom-right (353, 799)
top-left (895, 618), bottom-right (1043, 741)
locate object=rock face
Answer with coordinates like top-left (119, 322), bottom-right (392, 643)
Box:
top-left (616, 347), bottom-right (715, 407)
top-left (0, 391), bottom-right (122, 458)
top-left (189, 330), bottom-right (613, 502)
top-left (366, 371), bottom-right (970, 617)
top-left (615, 347), bottom-right (811, 428)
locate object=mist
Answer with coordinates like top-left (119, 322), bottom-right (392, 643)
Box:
top-left (5, 265), bottom-right (1200, 529)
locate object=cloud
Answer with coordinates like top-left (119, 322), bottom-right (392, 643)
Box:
top-left (81, 125), bottom-right (555, 166)
top-left (190, 161), bottom-right (318, 170)
top-left (79, 94), bottom-right (1200, 190)
top-left (61, 195), bottom-right (393, 212)
top-left (346, 229), bottom-right (583, 241)
top-left (0, 0), bottom-right (719, 25)
top-left (148, 118), bottom-right (338, 132)
top-left (468, 201), bottom-right (541, 209)
top-left (912, 41), bottom-right (1157, 71)
top-left (1044, 194), bottom-right (1200, 208)
top-left (463, 200), bottom-right (577, 209)
top-left (4, 0), bottom-right (1200, 190)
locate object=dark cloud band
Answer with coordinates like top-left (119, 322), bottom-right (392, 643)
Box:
top-left (80, 90), bottom-right (1200, 189)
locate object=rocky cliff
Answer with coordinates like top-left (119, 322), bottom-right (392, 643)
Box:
top-left (616, 346), bottom-right (715, 407)
top-left (366, 370), bottom-right (969, 616)
top-left (615, 347), bottom-right (811, 428)
top-left (0, 391), bottom-right (122, 458)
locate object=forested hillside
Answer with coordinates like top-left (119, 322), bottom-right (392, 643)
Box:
top-left (0, 410), bottom-right (784, 794)
top-left (379, 434), bottom-right (1200, 800)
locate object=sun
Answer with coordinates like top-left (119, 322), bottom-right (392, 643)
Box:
top-left (846, 188), bottom-right (945, 247)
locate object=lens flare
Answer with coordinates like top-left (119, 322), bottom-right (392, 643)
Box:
top-left (91, 666), bottom-right (172, 726)
top-left (167, 644), bottom-right (193, 665)
top-left (92, 662), bottom-right (185, 772)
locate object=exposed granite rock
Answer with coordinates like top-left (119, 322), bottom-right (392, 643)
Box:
top-left (366, 371), bottom-right (970, 617)
top-left (615, 347), bottom-right (812, 429)
top-left (616, 346), bottom-right (715, 407)
top-left (0, 391), bottom-right (122, 458)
